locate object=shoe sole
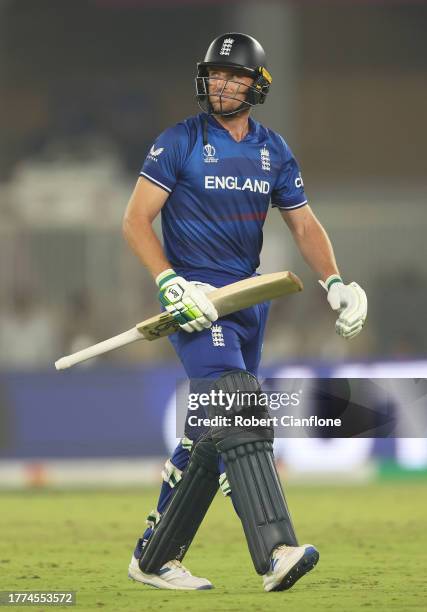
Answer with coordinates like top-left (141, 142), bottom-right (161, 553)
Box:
top-left (271, 546), bottom-right (319, 592)
top-left (128, 569), bottom-right (213, 591)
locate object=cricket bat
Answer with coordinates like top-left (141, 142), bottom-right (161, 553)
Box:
top-left (55, 271), bottom-right (302, 370)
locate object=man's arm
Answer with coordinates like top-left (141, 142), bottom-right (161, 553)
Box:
top-left (122, 176), bottom-right (218, 332)
top-left (122, 176), bottom-right (171, 281)
top-left (280, 205), bottom-right (367, 339)
top-left (279, 205), bottom-right (339, 282)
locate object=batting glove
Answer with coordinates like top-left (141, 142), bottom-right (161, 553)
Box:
top-left (319, 274), bottom-right (367, 339)
top-left (157, 269), bottom-right (218, 333)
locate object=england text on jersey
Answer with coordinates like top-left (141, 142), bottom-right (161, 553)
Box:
top-left (205, 176), bottom-right (270, 194)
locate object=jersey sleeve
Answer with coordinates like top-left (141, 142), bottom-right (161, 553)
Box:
top-left (139, 123), bottom-right (189, 193)
top-left (271, 137), bottom-right (308, 210)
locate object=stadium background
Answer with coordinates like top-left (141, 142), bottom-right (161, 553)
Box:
top-left (0, 0), bottom-right (426, 485)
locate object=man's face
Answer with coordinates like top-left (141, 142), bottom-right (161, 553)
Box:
top-left (207, 67), bottom-right (254, 115)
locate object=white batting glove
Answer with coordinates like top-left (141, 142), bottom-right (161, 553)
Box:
top-left (319, 274), bottom-right (367, 339)
top-left (157, 269), bottom-right (218, 333)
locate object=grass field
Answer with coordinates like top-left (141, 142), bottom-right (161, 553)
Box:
top-left (1, 482), bottom-right (427, 611)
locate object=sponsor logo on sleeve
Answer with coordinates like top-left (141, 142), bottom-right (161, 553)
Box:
top-left (295, 172), bottom-right (304, 189)
top-left (147, 145), bottom-right (164, 162)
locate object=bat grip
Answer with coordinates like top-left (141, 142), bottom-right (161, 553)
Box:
top-left (54, 327), bottom-right (144, 370)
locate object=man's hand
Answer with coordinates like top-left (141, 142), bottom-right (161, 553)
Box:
top-left (157, 269), bottom-right (218, 333)
top-left (319, 274), bottom-right (367, 339)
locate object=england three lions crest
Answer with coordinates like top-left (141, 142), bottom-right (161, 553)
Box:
top-left (260, 146), bottom-right (270, 171)
top-left (219, 38), bottom-right (234, 56)
top-left (211, 324), bottom-right (225, 347)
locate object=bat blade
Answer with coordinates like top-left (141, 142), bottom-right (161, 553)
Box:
top-left (137, 271), bottom-right (302, 340)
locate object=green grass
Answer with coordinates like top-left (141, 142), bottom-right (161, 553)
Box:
top-left (1, 482), bottom-right (427, 611)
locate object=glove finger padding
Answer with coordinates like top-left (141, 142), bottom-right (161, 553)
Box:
top-left (188, 314), bottom-right (213, 331)
top-left (181, 295), bottom-right (203, 319)
top-left (338, 283), bottom-right (367, 327)
top-left (336, 320), bottom-right (364, 338)
top-left (174, 298), bottom-right (213, 331)
top-left (180, 321), bottom-right (196, 333)
top-left (188, 291), bottom-right (218, 323)
top-left (199, 316), bottom-right (215, 329)
top-left (343, 324), bottom-right (364, 339)
top-left (336, 316), bottom-right (365, 335)
top-left (186, 318), bottom-right (205, 332)
top-left (163, 302), bottom-right (192, 327)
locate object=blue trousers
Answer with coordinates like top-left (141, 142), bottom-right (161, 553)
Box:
top-left (134, 301), bottom-right (270, 558)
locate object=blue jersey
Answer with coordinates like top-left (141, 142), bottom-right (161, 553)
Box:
top-left (140, 113), bottom-right (307, 286)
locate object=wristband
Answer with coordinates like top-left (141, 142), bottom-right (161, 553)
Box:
top-left (324, 274), bottom-right (343, 291)
top-left (156, 268), bottom-right (177, 289)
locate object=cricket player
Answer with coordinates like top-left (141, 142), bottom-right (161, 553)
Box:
top-left (123, 33), bottom-right (367, 592)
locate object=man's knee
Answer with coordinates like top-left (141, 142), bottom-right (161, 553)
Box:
top-left (207, 369), bottom-right (273, 447)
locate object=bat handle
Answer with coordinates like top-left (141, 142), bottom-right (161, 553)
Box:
top-left (54, 327), bottom-right (144, 370)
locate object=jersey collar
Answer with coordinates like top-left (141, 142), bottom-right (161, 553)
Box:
top-left (203, 113), bottom-right (258, 141)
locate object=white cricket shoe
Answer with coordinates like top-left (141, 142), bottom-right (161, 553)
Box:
top-left (128, 555), bottom-right (213, 590)
top-left (263, 544), bottom-right (319, 592)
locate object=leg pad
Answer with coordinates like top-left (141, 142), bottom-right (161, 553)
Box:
top-left (139, 436), bottom-right (219, 573)
top-left (218, 437), bottom-right (298, 575)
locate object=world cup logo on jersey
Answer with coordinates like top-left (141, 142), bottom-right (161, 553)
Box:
top-left (203, 143), bottom-right (218, 163)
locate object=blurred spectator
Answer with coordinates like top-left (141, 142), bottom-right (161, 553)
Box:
top-left (61, 291), bottom-right (98, 365)
top-left (0, 291), bottom-right (60, 369)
